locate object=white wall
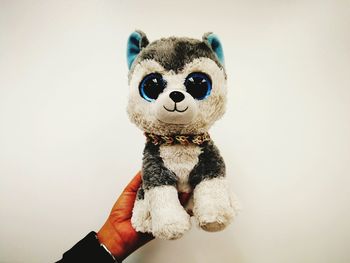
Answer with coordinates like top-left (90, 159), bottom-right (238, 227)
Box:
top-left (1, 0), bottom-right (350, 262)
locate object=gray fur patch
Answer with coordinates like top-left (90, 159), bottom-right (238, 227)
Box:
top-left (142, 142), bottom-right (178, 190)
top-left (188, 140), bottom-right (226, 188)
top-left (131, 37), bottom-right (223, 74)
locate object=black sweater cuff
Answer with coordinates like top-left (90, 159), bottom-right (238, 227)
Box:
top-left (56, 232), bottom-right (116, 263)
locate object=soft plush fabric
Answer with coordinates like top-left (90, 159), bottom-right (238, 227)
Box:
top-left (126, 31), bottom-right (239, 240)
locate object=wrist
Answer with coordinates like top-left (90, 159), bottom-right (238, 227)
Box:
top-left (97, 220), bottom-right (127, 262)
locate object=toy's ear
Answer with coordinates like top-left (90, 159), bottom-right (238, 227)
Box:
top-left (127, 30), bottom-right (149, 69)
top-left (202, 32), bottom-right (225, 66)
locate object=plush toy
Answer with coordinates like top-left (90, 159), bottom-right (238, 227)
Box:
top-left (126, 31), bottom-right (238, 240)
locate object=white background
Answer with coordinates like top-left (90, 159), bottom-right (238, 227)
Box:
top-left (1, 0), bottom-right (350, 262)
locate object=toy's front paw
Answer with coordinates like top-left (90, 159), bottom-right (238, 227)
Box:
top-left (151, 206), bottom-right (191, 240)
top-left (147, 185), bottom-right (191, 240)
top-left (193, 178), bottom-right (237, 232)
top-left (131, 198), bottom-right (152, 233)
top-left (196, 206), bottom-right (234, 232)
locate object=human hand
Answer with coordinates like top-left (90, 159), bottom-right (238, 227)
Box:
top-left (97, 172), bottom-right (191, 262)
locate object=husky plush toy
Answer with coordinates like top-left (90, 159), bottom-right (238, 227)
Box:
top-left (126, 31), bottom-right (238, 240)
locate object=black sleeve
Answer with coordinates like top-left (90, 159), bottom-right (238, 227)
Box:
top-left (55, 232), bottom-right (117, 263)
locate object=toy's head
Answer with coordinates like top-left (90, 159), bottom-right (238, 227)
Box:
top-left (126, 31), bottom-right (227, 135)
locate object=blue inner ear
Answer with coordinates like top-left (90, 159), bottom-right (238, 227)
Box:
top-left (127, 32), bottom-right (142, 69)
top-left (206, 34), bottom-right (225, 66)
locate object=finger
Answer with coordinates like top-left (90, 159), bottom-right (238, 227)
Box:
top-left (110, 172), bottom-right (141, 213)
top-left (124, 171), bottom-right (142, 193)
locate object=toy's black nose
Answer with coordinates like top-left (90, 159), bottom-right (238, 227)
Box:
top-left (169, 91), bottom-right (185, 103)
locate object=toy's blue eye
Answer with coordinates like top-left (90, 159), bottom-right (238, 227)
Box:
top-left (184, 72), bottom-right (212, 100)
top-left (139, 73), bottom-right (166, 102)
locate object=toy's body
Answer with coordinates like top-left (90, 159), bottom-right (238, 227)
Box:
top-left (126, 31), bottom-right (238, 240)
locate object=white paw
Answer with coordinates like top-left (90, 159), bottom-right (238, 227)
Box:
top-left (147, 185), bottom-right (191, 240)
top-left (195, 202), bottom-right (235, 232)
top-left (193, 178), bottom-right (237, 232)
top-left (131, 198), bottom-right (152, 233)
top-left (151, 206), bottom-right (191, 240)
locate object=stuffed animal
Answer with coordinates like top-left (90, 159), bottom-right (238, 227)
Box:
top-left (126, 31), bottom-right (238, 240)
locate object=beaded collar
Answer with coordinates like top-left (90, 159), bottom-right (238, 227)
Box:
top-left (145, 132), bottom-right (211, 146)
